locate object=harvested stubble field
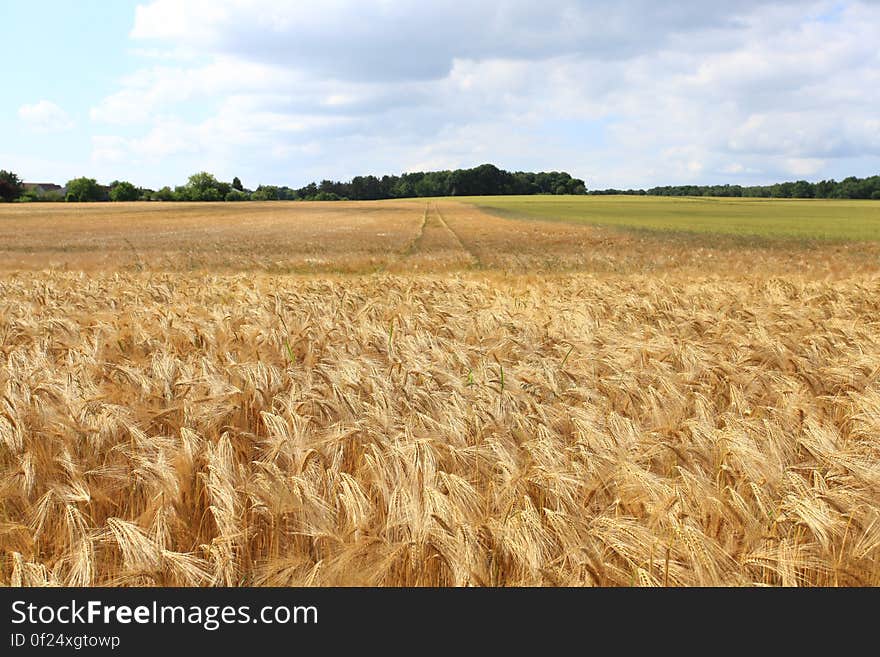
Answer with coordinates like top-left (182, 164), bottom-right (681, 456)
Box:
top-left (1, 198), bottom-right (880, 586)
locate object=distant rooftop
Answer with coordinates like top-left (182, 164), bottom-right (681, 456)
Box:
top-left (23, 182), bottom-right (64, 190)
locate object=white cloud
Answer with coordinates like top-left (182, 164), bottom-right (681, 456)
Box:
top-left (128, 1), bottom-right (803, 82)
top-left (784, 158), bottom-right (826, 177)
top-left (18, 100), bottom-right (74, 133)
top-left (83, 0), bottom-right (880, 188)
top-left (90, 57), bottom-right (295, 125)
top-left (91, 136), bottom-right (129, 164)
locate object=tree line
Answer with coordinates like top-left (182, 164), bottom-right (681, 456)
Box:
top-left (5, 166), bottom-right (879, 203)
top-left (0, 164), bottom-right (586, 203)
top-left (590, 175), bottom-right (880, 200)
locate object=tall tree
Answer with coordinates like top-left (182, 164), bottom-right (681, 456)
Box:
top-left (0, 170), bottom-right (23, 202)
top-left (65, 177), bottom-right (103, 202)
top-left (184, 172), bottom-right (223, 201)
top-left (109, 181), bottom-right (139, 202)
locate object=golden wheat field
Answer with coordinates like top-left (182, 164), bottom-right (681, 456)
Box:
top-left (1, 199), bottom-right (880, 586)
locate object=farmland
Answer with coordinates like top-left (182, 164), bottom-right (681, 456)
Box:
top-left (1, 198), bottom-right (878, 275)
top-left (1, 198), bottom-right (880, 586)
top-left (473, 195), bottom-right (880, 242)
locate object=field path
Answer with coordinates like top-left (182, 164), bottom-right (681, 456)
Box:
top-left (432, 202), bottom-right (481, 267)
top-left (403, 204), bottom-right (430, 255)
top-left (400, 202), bottom-right (478, 269)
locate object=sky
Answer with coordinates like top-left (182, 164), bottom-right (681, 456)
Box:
top-left (2, 0), bottom-right (879, 190)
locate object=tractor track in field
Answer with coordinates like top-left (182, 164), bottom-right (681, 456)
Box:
top-left (403, 204), bottom-right (430, 255)
top-left (401, 202), bottom-right (480, 267)
top-left (431, 202), bottom-right (481, 267)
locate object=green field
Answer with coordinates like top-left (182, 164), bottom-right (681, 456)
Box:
top-left (467, 195), bottom-right (880, 242)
